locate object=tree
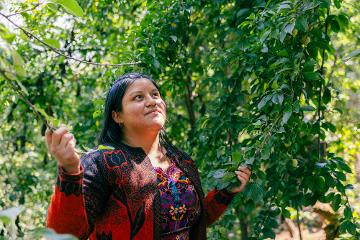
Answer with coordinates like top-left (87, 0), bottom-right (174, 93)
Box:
top-left (0, 0), bottom-right (359, 239)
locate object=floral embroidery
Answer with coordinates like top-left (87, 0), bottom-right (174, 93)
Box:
top-left (154, 161), bottom-right (201, 239)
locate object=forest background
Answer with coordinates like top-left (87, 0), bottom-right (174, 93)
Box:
top-left (0, 0), bottom-right (359, 239)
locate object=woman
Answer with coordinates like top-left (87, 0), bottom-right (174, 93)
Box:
top-left (45, 73), bottom-right (251, 240)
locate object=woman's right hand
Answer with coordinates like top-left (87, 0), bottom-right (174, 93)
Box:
top-left (45, 125), bottom-right (80, 174)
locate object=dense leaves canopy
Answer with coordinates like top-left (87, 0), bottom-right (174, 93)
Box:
top-left (0, 0), bottom-right (359, 239)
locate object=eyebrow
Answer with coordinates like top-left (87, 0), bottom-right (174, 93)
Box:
top-left (129, 89), bottom-right (159, 96)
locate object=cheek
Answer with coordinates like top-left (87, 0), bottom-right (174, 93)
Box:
top-left (160, 100), bottom-right (167, 114)
top-left (125, 103), bottom-right (143, 116)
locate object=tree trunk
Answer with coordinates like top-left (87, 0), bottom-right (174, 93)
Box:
top-left (355, 153), bottom-right (360, 182)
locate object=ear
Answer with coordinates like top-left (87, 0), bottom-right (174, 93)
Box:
top-left (112, 110), bottom-right (124, 124)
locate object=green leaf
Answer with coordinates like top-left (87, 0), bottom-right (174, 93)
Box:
top-left (303, 72), bottom-right (321, 81)
top-left (222, 172), bottom-right (235, 183)
top-left (331, 194), bottom-right (341, 211)
top-left (337, 14), bottom-right (349, 31)
top-left (11, 50), bottom-right (26, 77)
top-left (97, 145), bottom-right (115, 150)
top-left (303, 59), bottom-right (317, 72)
top-left (262, 227), bottom-right (275, 239)
top-left (43, 38), bottom-right (61, 49)
top-left (1, 32), bottom-right (16, 44)
top-left (34, 104), bottom-right (51, 122)
top-left (337, 161), bottom-right (352, 173)
top-left (302, 105), bottom-right (316, 111)
top-left (92, 110), bottom-right (102, 119)
top-left (296, 15), bottom-right (308, 31)
top-left (284, 22), bottom-right (295, 34)
top-left (271, 93), bottom-right (284, 105)
top-left (243, 182), bottom-right (263, 202)
top-left (335, 171), bottom-right (346, 181)
top-left (333, 0), bottom-right (342, 8)
top-left (293, 100), bottom-right (300, 113)
top-left (344, 206), bottom-right (352, 218)
top-left (323, 87), bottom-right (331, 104)
top-left (258, 95), bottom-right (272, 110)
top-left (322, 122), bottom-right (336, 133)
top-left (19, 31), bottom-right (30, 41)
top-left (15, 79), bottom-right (29, 96)
top-left (46, 3), bottom-right (59, 12)
top-left (339, 220), bottom-right (357, 235)
top-left (212, 169), bottom-right (226, 179)
top-left (52, 0), bottom-right (84, 18)
top-left (281, 109), bottom-right (292, 125)
top-left (153, 59), bottom-right (160, 69)
top-left (328, 15), bottom-right (340, 32)
top-left (231, 151), bottom-right (241, 162)
top-left (324, 192), bottom-right (335, 203)
top-left (282, 208), bottom-right (291, 218)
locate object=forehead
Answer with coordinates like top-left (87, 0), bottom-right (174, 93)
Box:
top-left (125, 78), bottom-right (157, 94)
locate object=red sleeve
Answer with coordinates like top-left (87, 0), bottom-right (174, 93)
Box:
top-left (46, 166), bottom-right (90, 239)
top-left (46, 151), bottom-right (110, 239)
top-left (204, 188), bottom-right (237, 226)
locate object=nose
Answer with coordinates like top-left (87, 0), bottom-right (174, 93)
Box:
top-left (145, 95), bottom-right (157, 107)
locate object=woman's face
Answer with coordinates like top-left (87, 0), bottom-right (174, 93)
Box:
top-left (113, 78), bottom-right (167, 135)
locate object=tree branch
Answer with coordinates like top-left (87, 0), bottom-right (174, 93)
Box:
top-left (0, 69), bottom-right (55, 131)
top-left (6, 2), bottom-right (43, 18)
top-left (318, 8), bottom-right (330, 162)
top-left (0, 12), bottom-right (141, 67)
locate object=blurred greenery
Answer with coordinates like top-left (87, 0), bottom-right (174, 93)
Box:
top-left (0, 0), bottom-right (359, 239)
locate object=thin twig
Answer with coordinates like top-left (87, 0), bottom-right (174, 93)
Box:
top-left (6, 2), bottom-right (43, 18)
top-left (0, 69), bottom-right (55, 131)
top-left (0, 12), bottom-right (141, 67)
top-left (257, 114), bottom-right (282, 153)
top-left (0, 69), bottom-right (85, 154)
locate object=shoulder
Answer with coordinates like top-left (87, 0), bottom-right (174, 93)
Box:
top-left (80, 145), bottom-right (128, 169)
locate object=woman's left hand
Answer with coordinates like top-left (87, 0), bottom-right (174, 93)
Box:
top-left (229, 166), bottom-right (252, 194)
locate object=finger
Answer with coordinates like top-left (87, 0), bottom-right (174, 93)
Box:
top-left (45, 128), bottom-right (53, 148)
top-left (237, 174), bottom-right (248, 185)
top-left (51, 126), bottom-right (69, 150)
top-left (235, 169), bottom-right (251, 175)
top-left (235, 171), bottom-right (250, 181)
top-left (65, 136), bottom-right (76, 150)
top-left (238, 170), bottom-right (251, 179)
top-left (238, 167), bottom-right (251, 175)
top-left (59, 133), bottom-right (74, 150)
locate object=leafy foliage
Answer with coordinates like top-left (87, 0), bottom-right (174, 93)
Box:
top-left (0, 0), bottom-right (359, 239)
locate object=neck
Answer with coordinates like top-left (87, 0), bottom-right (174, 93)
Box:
top-left (122, 129), bottom-right (162, 155)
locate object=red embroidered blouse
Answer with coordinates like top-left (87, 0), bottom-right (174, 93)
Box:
top-left (46, 143), bottom-right (237, 239)
top-left (155, 159), bottom-right (201, 239)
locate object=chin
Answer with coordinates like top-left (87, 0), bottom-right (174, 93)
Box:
top-left (147, 121), bottom-right (165, 131)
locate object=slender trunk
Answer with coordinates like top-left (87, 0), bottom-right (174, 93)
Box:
top-left (240, 218), bottom-right (249, 240)
top-left (296, 208), bottom-right (303, 240)
top-left (183, 73), bottom-right (196, 134)
top-left (355, 153), bottom-right (360, 183)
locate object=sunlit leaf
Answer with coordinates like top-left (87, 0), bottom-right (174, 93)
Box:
top-left (51, 0), bottom-right (84, 18)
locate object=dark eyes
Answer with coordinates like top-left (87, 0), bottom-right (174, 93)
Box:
top-left (134, 95), bottom-right (143, 100)
top-left (133, 92), bottom-right (160, 100)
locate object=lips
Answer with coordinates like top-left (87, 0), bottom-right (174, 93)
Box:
top-left (145, 109), bottom-right (162, 115)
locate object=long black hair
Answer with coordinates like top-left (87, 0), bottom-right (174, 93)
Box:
top-left (98, 72), bottom-right (170, 148)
